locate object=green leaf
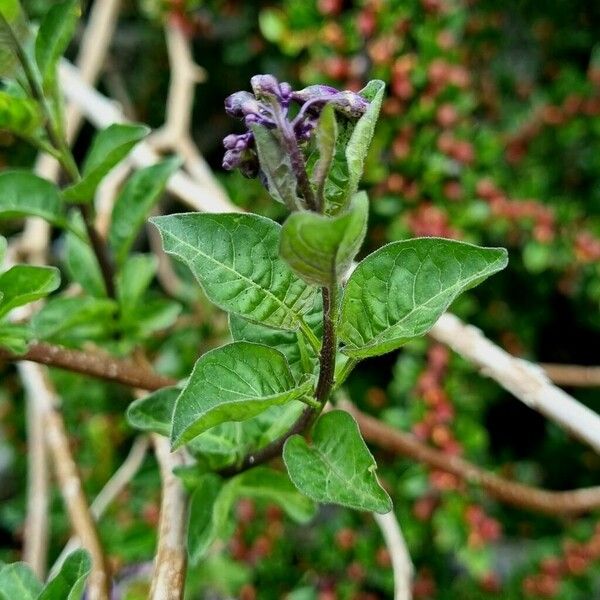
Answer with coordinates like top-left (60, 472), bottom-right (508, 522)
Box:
top-left (0, 91), bottom-right (42, 136)
top-left (39, 549), bottom-right (91, 600)
top-left (283, 410), bottom-right (392, 513)
top-left (63, 124), bottom-right (150, 202)
top-left (339, 238), bottom-right (508, 359)
top-left (31, 296), bottom-right (116, 341)
top-left (229, 294), bottom-right (322, 381)
top-left (234, 467), bottom-right (316, 524)
top-left (64, 218), bottom-right (105, 297)
top-left (171, 341), bottom-right (314, 449)
top-left (188, 473), bottom-right (232, 563)
top-left (344, 80), bottom-right (385, 200)
top-left (151, 213), bottom-right (317, 331)
top-left (0, 171), bottom-right (65, 226)
top-left (0, 235), bottom-right (6, 263)
top-left (0, 265), bottom-right (60, 318)
top-left (117, 253), bottom-right (156, 311)
top-left (127, 387), bottom-right (179, 437)
top-left (35, 0), bottom-right (79, 91)
top-left (0, 562), bottom-right (42, 600)
top-left (187, 468), bottom-right (315, 564)
top-left (251, 124), bottom-right (298, 209)
top-left (279, 192), bottom-right (368, 286)
top-left (0, 0), bottom-right (28, 79)
top-left (109, 158), bottom-right (180, 266)
top-left (312, 103), bottom-right (338, 197)
top-left (0, 323), bottom-right (30, 353)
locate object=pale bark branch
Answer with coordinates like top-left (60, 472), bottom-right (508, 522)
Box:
top-left (52, 436), bottom-right (150, 575)
top-left (540, 363), bottom-right (600, 387)
top-left (149, 434), bottom-right (187, 600)
top-left (18, 362), bottom-right (110, 600)
top-left (373, 511), bottom-right (414, 600)
top-left (430, 314), bottom-right (600, 453)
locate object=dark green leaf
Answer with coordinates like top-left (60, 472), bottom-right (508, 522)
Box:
top-left (64, 218), bottom-right (105, 297)
top-left (279, 191), bottom-right (368, 286)
top-left (0, 171), bottom-right (65, 226)
top-left (39, 549), bottom-right (91, 600)
top-left (63, 124), bottom-right (149, 202)
top-left (251, 124), bottom-right (298, 209)
top-left (283, 410), bottom-right (392, 513)
top-left (339, 238), bottom-right (508, 358)
top-left (151, 213), bottom-right (317, 331)
top-left (171, 341), bottom-right (314, 449)
top-left (0, 0), bottom-right (28, 79)
top-left (109, 158), bottom-right (180, 266)
top-left (35, 0), bottom-right (79, 91)
top-left (116, 254), bottom-right (156, 311)
top-left (0, 265), bottom-right (60, 318)
top-left (0, 561), bottom-right (41, 600)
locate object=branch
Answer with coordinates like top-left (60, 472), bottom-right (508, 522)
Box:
top-left (429, 313), bottom-right (600, 454)
top-left (18, 362), bottom-right (110, 600)
top-left (0, 341), bottom-right (176, 391)
top-left (343, 401), bottom-right (600, 516)
top-left (59, 60), bottom-right (238, 214)
top-left (21, 364), bottom-right (49, 579)
top-left (149, 434), bottom-right (187, 600)
top-left (541, 363), bottom-right (600, 387)
top-left (373, 511), bottom-right (414, 600)
top-left (52, 436), bottom-right (150, 575)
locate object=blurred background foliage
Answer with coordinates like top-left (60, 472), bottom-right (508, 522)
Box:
top-left (1, 0), bottom-right (600, 598)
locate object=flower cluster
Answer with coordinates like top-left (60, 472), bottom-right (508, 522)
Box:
top-left (222, 74), bottom-right (369, 179)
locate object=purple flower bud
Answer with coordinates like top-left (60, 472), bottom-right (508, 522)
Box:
top-left (224, 91), bottom-right (261, 118)
top-left (327, 91), bottom-right (370, 118)
top-left (222, 149), bottom-right (242, 171)
top-left (250, 74), bottom-right (281, 100)
top-left (291, 84), bottom-right (340, 104)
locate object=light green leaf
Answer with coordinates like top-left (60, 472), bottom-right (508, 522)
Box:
top-left (109, 158), bottom-right (180, 266)
top-left (188, 473), bottom-right (232, 563)
top-left (31, 296), bottom-right (116, 340)
top-left (279, 192), bottom-right (368, 286)
top-left (63, 124), bottom-right (149, 202)
top-left (171, 341), bottom-right (314, 449)
top-left (312, 103), bottom-right (337, 198)
top-left (339, 238), bottom-right (508, 359)
top-left (64, 218), bottom-right (105, 297)
top-left (0, 91), bottom-right (42, 136)
top-left (38, 549), bottom-right (91, 600)
top-left (0, 265), bottom-right (60, 318)
top-left (251, 124), bottom-right (298, 209)
top-left (127, 387), bottom-right (179, 437)
top-left (229, 293), bottom-right (322, 381)
top-left (344, 80), bottom-right (385, 200)
top-left (0, 323), bottom-right (29, 353)
top-left (234, 467), bottom-right (316, 524)
top-left (0, 171), bottom-right (65, 226)
top-left (0, 561), bottom-right (41, 600)
top-left (117, 254), bottom-right (156, 311)
top-left (0, 0), bottom-right (28, 79)
top-left (0, 235), bottom-right (6, 263)
top-left (283, 410), bottom-right (392, 513)
top-left (35, 0), bottom-right (79, 91)
top-left (151, 213), bottom-right (317, 331)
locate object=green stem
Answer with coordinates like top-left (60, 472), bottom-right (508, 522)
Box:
top-left (299, 318), bottom-right (321, 355)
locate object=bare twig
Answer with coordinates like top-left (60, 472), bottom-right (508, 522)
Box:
top-left (52, 436), bottom-right (150, 575)
top-left (21, 364), bottom-right (49, 579)
top-left (18, 362), bottom-right (110, 600)
top-left (149, 435), bottom-right (187, 600)
top-left (541, 363), bottom-right (600, 387)
top-left (343, 401), bottom-right (600, 516)
top-left (373, 511), bottom-right (414, 600)
top-left (429, 314), bottom-right (600, 454)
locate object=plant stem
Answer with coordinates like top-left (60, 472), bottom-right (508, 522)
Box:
top-left (8, 21), bottom-right (118, 299)
top-left (314, 285), bottom-right (337, 405)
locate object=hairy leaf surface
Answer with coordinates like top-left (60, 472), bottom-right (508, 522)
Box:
top-left (151, 213), bottom-right (317, 331)
top-left (283, 410), bottom-right (391, 513)
top-left (339, 238), bottom-right (508, 358)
